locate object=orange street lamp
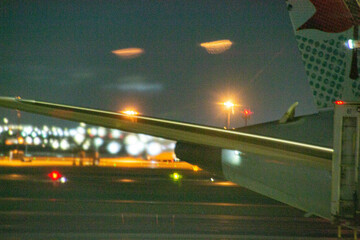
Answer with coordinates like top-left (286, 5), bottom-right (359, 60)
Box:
top-left (121, 109), bottom-right (139, 123)
top-left (121, 110), bottom-right (138, 116)
top-left (224, 101), bottom-right (235, 108)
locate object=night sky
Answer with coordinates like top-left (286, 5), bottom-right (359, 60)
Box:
top-left (1, 0), bottom-right (316, 128)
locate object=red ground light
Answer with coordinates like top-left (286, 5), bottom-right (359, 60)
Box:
top-left (334, 100), bottom-right (345, 105)
top-left (48, 171), bottom-right (62, 181)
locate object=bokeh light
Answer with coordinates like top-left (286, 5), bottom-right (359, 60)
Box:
top-left (112, 48), bottom-right (144, 59)
top-left (200, 39), bottom-right (233, 54)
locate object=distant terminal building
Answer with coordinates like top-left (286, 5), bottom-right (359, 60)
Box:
top-left (0, 123), bottom-right (176, 160)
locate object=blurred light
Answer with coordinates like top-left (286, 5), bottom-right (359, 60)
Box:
top-left (335, 100), bottom-right (345, 105)
top-left (43, 125), bottom-right (49, 132)
top-left (167, 142), bottom-right (176, 150)
top-left (107, 141), bottom-right (122, 154)
top-left (112, 48), bottom-right (144, 59)
top-left (210, 178), bottom-right (215, 182)
top-left (17, 137), bottom-right (24, 145)
top-left (31, 132), bottom-right (37, 138)
top-left (57, 128), bottom-right (63, 137)
top-left (146, 142), bottom-right (162, 156)
top-left (74, 133), bottom-right (85, 145)
top-left (94, 137), bottom-right (104, 148)
top-left (193, 166), bottom-right (200, 172)
top-left (34, 127), bottom-right (41, 134)
top-left (25, 136), bottom-right (32, 144)
top-left (200, 39), bottom-right (233, 54)
top-left (3, 118), bottom-right (8, 124)
top-left (124, 134), bottom-right (139, 145)
top-left (82, 139), bottom-right (91, 150)
top-left (60, 177), bottom-right (67, 183)
top-left (139, 134), bottom-right (152, 143)
top-left (60, 139), bottom-right (70, 150)
top-left (77, 126), bottom-right (86, 135)
top-left (0, 126), bottom-right (3, 133)
top-left (122, 110), bottom-right (138, 116)
top-left (48, 171), bottom-right (62, 181)
top-left (213, 181), bottom-right (237, 186)
top-left (64, 129), bottom-right (69, 137)
top-left (89, 127), bottom-right (97, 137)
top-left (69, 129), bottom-right (77, 136)
top-left (346, 39), bottom-right (360, 49)
top-left (24, 126), bottom-right (33, 135)
top-left (223, 149), bottom-right (243, 166)
top-left (118, 178), bottom-right (136, 183)
top-left (170, 172), bottom-right (182, 181)
top-left (8, 129), bottom-right (13, 136)
top-left (41, 130), bottom-right (47, 138)
top-left (224, 101), bottom-right (234, 108)
top-left (242, 109), bottom-right (253, 116)
top-left (80, 122), bottom-right (86, 127)
top-left (111, 129), bottom-right (122, 139)
top-left (33, 137), bottom-right (41, 145)
top-left (51, 140), bottom-right (59, 149)
top-left (98, 127), bottom-right (106, 137)
top-left (126, 142), bottom-right (145, 156)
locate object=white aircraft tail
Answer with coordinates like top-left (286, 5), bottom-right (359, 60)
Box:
top-left (286, 0), bottom-right (360, 108)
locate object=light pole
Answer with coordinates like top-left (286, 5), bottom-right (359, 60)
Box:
top-left (241, 108), bottom-right (253, 127)
top-left (223, 101), bottom-right (234, 129)
top-left (223, 101), bottom-right (236, 129)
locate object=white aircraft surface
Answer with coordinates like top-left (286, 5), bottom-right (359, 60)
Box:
top-left (0, 0), bottom-right (360, 229)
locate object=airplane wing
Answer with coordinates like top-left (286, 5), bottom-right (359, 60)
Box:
top-left (0, 96), bottom-right (332, 160)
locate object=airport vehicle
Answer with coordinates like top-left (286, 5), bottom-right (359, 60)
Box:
top-left (0, 0), bottom-right (359, 231)
top-left (9, 149), bottom-right (31, 162)
top-left (147, 152), bottom-right (177, 162)
top-left (9, 149), bottom-right (24, 161)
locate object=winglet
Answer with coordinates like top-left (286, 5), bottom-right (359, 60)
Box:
top-left (279, 101), bottom-right (299, 124)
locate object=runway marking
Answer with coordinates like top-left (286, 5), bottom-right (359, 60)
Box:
top-left (0, 197), bottom-right (287, 208)
top-left (0, 210), bottom-right (327, 222)
top-left (0, 232), bottom-right (340, 240)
